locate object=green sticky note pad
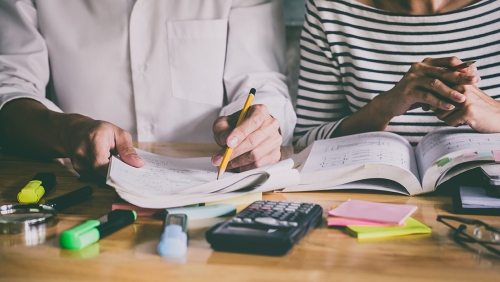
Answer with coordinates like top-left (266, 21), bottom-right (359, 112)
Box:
top-left (347, 217), bottom-right (431, 240)
top-left (436, 157), bottom-right (452, 167)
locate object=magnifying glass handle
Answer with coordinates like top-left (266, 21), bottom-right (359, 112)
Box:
top-left (45, 186), bottom-right (93, 211)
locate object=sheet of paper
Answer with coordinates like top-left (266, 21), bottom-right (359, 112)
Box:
top-left (329, 200), bottom-right (417, 225)
top-left (107, 149), bottom-right (228, 195)
top-left (460, 186), bottom-right (500, 208)
top-left (106, 149), bottom-right (300, 208)
top-left (300, 132), bottom-right (418, 177)
top-left (481, 164), bottom-right (500, 179)
top-left (416, 127), bottom-right (500, 172)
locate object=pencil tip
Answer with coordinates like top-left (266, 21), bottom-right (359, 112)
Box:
top-left (217, 171), bottom-right (222, 180)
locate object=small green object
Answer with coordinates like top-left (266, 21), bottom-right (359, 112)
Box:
top-left (436, 157), bottom-right (452, 167)
top-left (132, 210), bottom-right (137, 220)
top-left (60, 220), bottom-right (100, 250)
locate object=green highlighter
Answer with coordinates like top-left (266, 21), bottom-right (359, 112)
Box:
top-left (60, 210), bottom-right (137, 250)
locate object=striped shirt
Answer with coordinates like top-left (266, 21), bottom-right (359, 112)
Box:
top-left (293, 0), bottom-right (500, 147)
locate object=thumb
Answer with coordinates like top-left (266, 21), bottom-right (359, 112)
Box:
top-left (115, 131), bottom-right (145, 168)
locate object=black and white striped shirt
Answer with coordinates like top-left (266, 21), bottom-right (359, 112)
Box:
top-left (293, 0), bottom-right (500, 146)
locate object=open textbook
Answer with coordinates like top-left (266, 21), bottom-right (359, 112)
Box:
top-left (284, 127), bottom-right (500, 195)
top-left (106, 149), bottom-right (300, 208)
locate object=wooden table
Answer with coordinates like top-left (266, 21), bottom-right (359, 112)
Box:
top-left (1, 143), bottom-right (499, 281)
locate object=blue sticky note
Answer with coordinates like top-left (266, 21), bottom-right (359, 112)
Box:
top-left (477, 151), bottom-right (493, 157)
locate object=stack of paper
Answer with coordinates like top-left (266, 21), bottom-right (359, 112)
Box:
top-left (459, 186), bottom-right (500, 209)
top-left (481, 164), bottom-right (500, 187)
top-left (106, 150), bottom-right (300, 208)
top-left (327, 200), bottom-right (431, 239)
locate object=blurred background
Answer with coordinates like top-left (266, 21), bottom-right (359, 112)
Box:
top-left (285, 0), bottom-right (306, 106)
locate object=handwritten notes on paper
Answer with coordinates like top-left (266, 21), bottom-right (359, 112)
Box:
top-left (106, 149), bottom-right (300, 208)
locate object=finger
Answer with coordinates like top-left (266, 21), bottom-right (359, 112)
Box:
top-left (418, 64), bottom-right (477, 86)
top-left (422, 56), bottom-right (462, 67)
top-left (211, 148), bottom-right (225, 166)
top-left (212, 115), bottom-right (236, 146)
top-left (421, 105), bottom-right (430, 111)
top-left (411, 89), bottom-right (455, 111)
top-left (227, 135), bottom-right (281, 169)
top-left (416, 76), bottom-right (466, 104)
top-left (90, 132), bottom-right (114, 175)
top-left (230, 120), bottom-right (281, 160)
top-left (226, 105), bottom-right (268, 148)
top-left (434, 108), bottom-right (455, 120)
top-left (115, 130), bottom-right (145, 167)
top-left (442, 110), bottom-right (468, 127)
top-left (231, 149), bottom-right (282, 172)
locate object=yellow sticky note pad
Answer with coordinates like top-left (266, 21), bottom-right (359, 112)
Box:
top-left (347, 217), bottom-right (431, 240)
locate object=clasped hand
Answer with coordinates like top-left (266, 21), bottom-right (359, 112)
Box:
top-left (375, 57), bottom-right (480, 118)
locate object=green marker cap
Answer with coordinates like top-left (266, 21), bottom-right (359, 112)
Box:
top-left (60, 220), bottom-right (100, 250)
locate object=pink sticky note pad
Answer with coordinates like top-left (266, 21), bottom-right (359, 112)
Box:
top-left (112, 202), bottom-right (164, 217)
top-left (328, 200), bottom-right (417, 225)
top-left (327, 217), bottom-right (400, 227)
top-left (463, 152), bottom-right (477, 158)
top-left (494, 151), bottom-right (500, 162)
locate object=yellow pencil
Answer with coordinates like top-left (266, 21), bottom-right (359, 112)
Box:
top-left (217, 88), bottom-right (256, 180)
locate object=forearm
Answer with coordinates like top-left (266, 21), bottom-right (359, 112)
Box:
top-left (333, 95), bottom-right (393, 137)
top-left (0, 99), bottom-right (73, 158)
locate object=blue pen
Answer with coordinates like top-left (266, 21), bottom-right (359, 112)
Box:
top-left (158, 214), bottom-right (188, 257)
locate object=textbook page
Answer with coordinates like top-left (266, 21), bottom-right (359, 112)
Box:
top-left (415, 127), bottom-right (500, 175)
top-left (106, 149), bottom-right (300, 208)
top-left (300, 131), bottom-right (419, 178)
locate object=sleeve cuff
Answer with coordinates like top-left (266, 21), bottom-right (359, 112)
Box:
top-left (0, 93), bottom-right (62, 113)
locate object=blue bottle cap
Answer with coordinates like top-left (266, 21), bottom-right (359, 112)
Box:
top-left (157, 225), bottom-right (187, 257)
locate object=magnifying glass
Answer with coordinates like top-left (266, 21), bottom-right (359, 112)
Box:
top-left (0, 186), bottom-right (93, 235)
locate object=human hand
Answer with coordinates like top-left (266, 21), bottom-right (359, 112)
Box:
top-left (374, 57), bottom-right (480, 119)
top-left (211, 104), bottom-right (282, 172)
top-left (434, 85), bottom-right (500, 132)
top-left (61, 115), bottom-right (145, 178)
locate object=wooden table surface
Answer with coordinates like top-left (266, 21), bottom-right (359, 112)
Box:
top-left (1, 143), bottom-right (499, 282)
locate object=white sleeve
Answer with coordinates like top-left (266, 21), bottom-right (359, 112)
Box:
top-left (221, 0), bottom-right (296, 145)
top-left (0, 0), bottom-right (61, 112)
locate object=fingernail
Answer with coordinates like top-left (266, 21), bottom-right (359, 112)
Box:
top-left (446, 104), bottom-right (455, 110)
top-left (227, 136), bottom-right (239, 148)
top-left (454, 92), bottom-right (465, 101)
top-left (220, 130), bottom-right (230, 145)
top-left (212, 155), bottom-right (222, 166)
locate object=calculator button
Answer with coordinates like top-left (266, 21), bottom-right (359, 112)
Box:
top-left (232, 218), bottom-right (242, 223)
top-left (248, 206), bottom-right (260, 210)
top-left (285, 208), bottom-right (296, 212)
top-left (273, 207), bottom-right (284, 211)
top-left (243, 218), bottom-right (253, 223)
top-left (289, 222), bottom-right (298, 226)
top-left (255, 217), bottom-right (279, 226)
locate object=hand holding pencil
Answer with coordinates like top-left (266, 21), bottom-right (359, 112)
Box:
top-left (211, 88), bottom-right (282, 178)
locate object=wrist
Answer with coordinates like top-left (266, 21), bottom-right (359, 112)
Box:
top-left (53, 112), bottom-right (92, 157)
top-left (370, 93), bottom-right (395, 124)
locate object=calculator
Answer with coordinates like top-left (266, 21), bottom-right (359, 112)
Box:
top-left (205, 200), bottom-right (323, 256)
